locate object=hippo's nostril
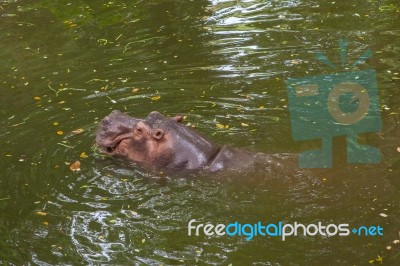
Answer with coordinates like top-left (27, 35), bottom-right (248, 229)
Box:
top-left (106, 147), bottom-right (113, 153)
top-left (103, 116), bottom-right (111, 124)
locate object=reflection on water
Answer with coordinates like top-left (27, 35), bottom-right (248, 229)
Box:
top-left (0, 0), bottom-right (399, 264)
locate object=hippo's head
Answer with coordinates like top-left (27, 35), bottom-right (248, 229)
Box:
top-left (95, 110), bottom-right (220, 171)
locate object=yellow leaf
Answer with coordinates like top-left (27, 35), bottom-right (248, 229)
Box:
top-left (241, 123), bottom-right (249, 127)
top-left (216, 123), bottom-right (225, 129)
top-left (72, 128), bottom-right (84, 134)
top-left (57, 131), bottom-right (64, 135)
top-left (36, 211), bottom-right (48, 216)
top-left (225, 124), bottom-right (229, 129)
top-left (34, 96), bottom-right (41, 100)
top-left (151, 96), bottom-right (161, 101)
top-left (53, 122), bottom-right (59, 126)
top-left (70, 161), bottom-right (81, 172)
top-left (80, 152), bottom-right (88, 158)
top-left (397, 147), bottom-right (400, 153)
top-left (43, 222), bottom-right (49, 226)
top-left (132, 88), bottom-right (139, 93)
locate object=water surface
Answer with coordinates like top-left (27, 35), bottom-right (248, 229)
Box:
top-left (1, 0), bottom-right (400, 264)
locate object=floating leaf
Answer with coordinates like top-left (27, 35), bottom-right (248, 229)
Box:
top-left (241, 123), bottom-right (249, 127)
top-left (43, 222), bottom-right (49, 226)
top-left (151, 95), bottom-right (161, 101)
top-left (375, 255), bottom-right (383, 263)
top-left (72, 128), bottom-right (84, 134)
top-left (397, 147), bottom-right (400, 153)
top-left (70, 161), bottom-right (81, 172)
top-left (379, 213), bottom-right (388, 217)
top-left (80, 152), bottom-right (88, 158)
top-left (53, 122), bottom-right (59, 126)
top-left (34, 96), bottom-right (41, 100)
top-left (36, 211), bottom-right (48, 216)
top-left (80, 185), bottom-right (95, 188)
top-left (109, 220), bottom-right (117, 224)
top-left (57, 130), bottom-right (64, 135)
top-left (216, 123), bottom-right (225, 129)
top-left (142, 238), bottom-right (145, 243)
top-left (132, 88), bottom-right (139, 93)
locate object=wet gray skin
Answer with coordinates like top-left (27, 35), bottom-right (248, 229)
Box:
top-left (96, 110), bottom-right (141, 152)
top-left (96, 110), bottom-right (255, 172)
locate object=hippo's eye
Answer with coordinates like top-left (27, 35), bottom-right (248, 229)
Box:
top-left (136, 127), bottom-right (142, 133)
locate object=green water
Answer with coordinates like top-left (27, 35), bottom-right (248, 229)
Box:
top-left (1, 0), bottom-right (400, 264)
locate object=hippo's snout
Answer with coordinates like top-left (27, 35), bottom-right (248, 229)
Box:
top-left (95, 110), bottom-right (140, 149)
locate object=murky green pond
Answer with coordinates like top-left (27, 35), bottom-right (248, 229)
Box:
top-left (1, 0), bottom-right (400, 264)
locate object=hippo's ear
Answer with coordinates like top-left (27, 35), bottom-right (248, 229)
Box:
top-left (152, 129), bottom-right (165, 140)
top-left (173, 114), bottom-right (184, 123)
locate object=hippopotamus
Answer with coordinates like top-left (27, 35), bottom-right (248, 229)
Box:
top-left (95, 110), bottom-right (257, 173)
